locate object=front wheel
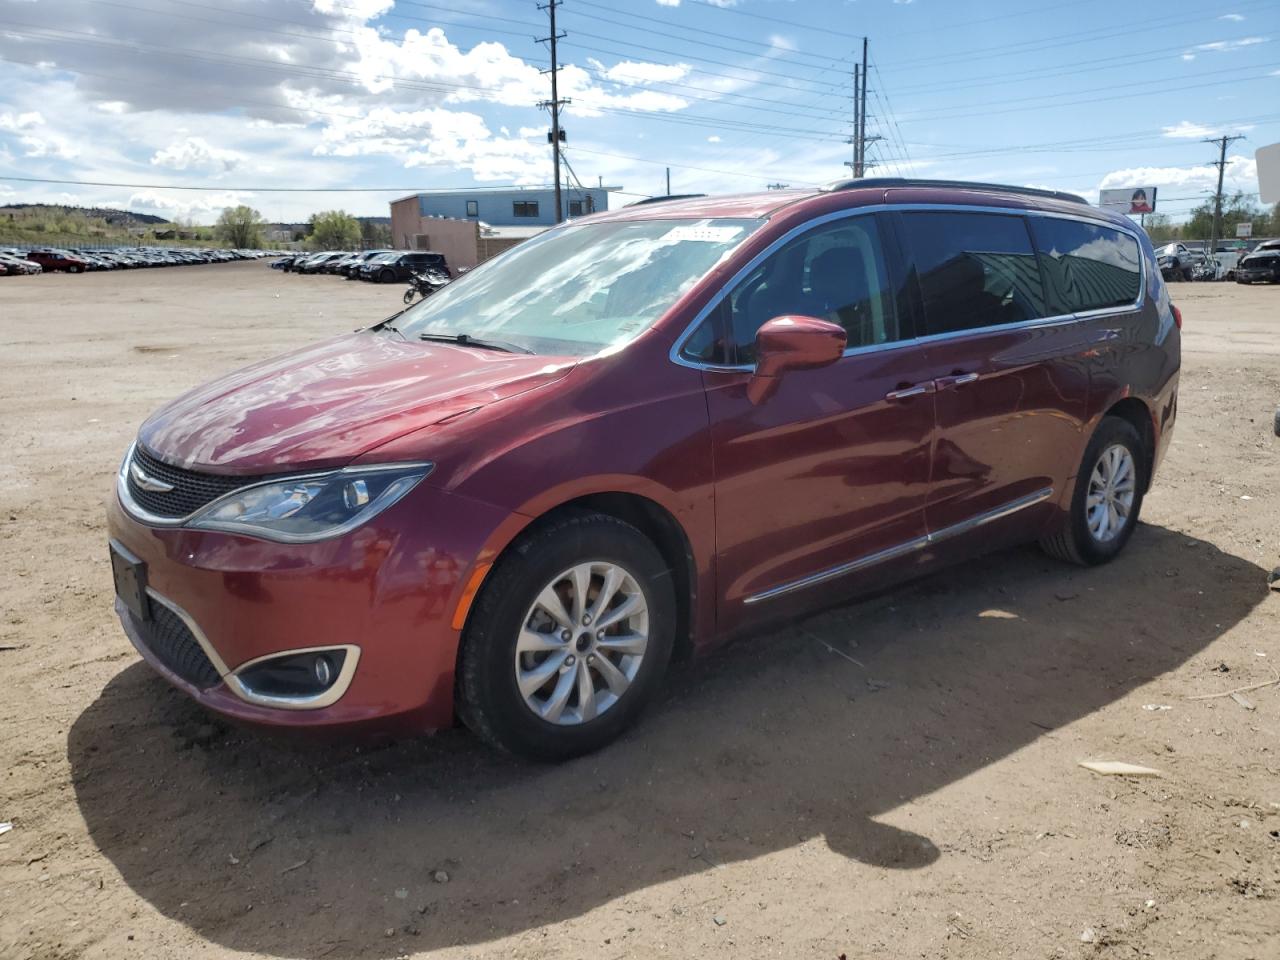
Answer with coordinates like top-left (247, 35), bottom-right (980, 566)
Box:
top-left (457, 512), bottom-right (676, 761)
top-left (378, 268), bottom-right (395, 283)
top-left (1041, 416), bottom-right (1146, 566)
top-left (402, 288), bottom-right (417, 305)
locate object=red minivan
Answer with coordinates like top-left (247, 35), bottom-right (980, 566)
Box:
top-left (107, 180), bottom-right (1180, 759)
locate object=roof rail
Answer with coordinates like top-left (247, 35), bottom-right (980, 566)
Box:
top-left (820, 177), bottom-right (1088, 205)
top-left (625, 193), bottom-right (708, 207)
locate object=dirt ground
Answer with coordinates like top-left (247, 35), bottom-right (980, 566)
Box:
top-left (1, 263), bottom-right (1278, 960)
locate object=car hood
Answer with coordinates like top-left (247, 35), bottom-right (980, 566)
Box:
top-left (138, 331), bottom-right (576, 473)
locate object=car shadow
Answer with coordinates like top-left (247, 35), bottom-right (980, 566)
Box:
top-left (67, 524), bottom-right (1266, 957)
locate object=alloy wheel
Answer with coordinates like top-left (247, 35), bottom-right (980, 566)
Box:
top-left (514, 561), bottom-right (650, 725)
top-left (1086, 443), bottom-right (1136, 543)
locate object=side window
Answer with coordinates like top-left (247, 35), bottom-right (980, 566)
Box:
top-left (465, 200), bottom-right (478, 217)
top-left (723, 216), bottom-right (900, 364)
top-left (898, 211), bottom-right (1046, 335)
top-left (1029, 218), bottom-right (1142, 314)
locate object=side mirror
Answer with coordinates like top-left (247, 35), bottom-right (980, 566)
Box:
top-left (747, 315), bottom-right (847, 404)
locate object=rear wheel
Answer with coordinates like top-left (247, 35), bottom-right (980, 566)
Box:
top-left (457, 512), bottom-right (676, 761)
top-left (1041, 416), bottom-right (1146, 566)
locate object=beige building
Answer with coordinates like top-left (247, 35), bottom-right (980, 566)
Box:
top-left (390, 194), bottom-right (559, 269)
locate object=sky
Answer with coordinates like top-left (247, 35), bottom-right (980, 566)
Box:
top-left (0, 0), bottom-right (1276, 225)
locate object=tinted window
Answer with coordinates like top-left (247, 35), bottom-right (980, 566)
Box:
top-left (898, 211), bottom-right (1045, 334)
top-left (1029, 218), bottom-right (1142, 314)
top-left (718, 215), bottom-right (901, 363)
top-left (513, 200), bottom-right (539, 218)
top-left (465, 200), bottom-right (478, 217)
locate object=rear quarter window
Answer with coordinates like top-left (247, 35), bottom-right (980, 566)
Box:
top-left (1029, 218), bottom-right (1142, 314)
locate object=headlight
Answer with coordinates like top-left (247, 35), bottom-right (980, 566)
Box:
top-left (187, 463), bottom-right (431, 542)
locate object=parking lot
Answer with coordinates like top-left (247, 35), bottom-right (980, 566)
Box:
top-left (1, 262), bottom-right (1278, 959)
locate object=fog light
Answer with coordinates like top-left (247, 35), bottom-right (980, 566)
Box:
top-left (235, 648), bottom-right (348, 699)
top-left (343, 479), bottom-right (370, 509)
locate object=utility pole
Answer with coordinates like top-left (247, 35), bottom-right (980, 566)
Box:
top-left (666, 167), bottom-right (671, 196)
top-left (851, 63), bottom-right (861, 177)
top-left (858, 37), bottom-right (868, 177)
top-left (1203, 133), bottom-right (1245, 256)
top-left (537, 0), bottom-right (568, 223)
top-left (843, 39), bottom-right (881, 179)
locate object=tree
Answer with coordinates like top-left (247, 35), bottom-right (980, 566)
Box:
top-left (1142, 212), bottom-right (1179, 244)
top-left (360, 218), bottom-right (392, 249)
top-left (308, 210), bottom-right (361, 250)
top-left (216, 205), bottom-right (265, 248)
top-left (1184, 191), bottom-right (1265, 244)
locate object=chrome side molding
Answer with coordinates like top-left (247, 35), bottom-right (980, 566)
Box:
top-left (743, 486), bottom-right (1054, 605)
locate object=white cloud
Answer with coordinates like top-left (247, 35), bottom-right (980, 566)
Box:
top-left (1195, 36), bottom-right (1268, 51)
top-left (20, 134), bottom-right (80, 160)
top-left (0, 110), bottom-right (44, 131)
top-left (656, 0), bottom-right (680, 6)
top-left (1098, 156), bottom-right (1257, 197)
top-left (1162, 121), bottom-right (1219, 139)
top-left (707, 135), bottom-right (721, 143)
top-left (1219, 13), bottom-right (1245, 21)
top-left (589, 59), bottom-right (691, 86)
top-left (128, 189), bottom-right (254, 217)
top-left (151, 137), bottom-right (246, 174)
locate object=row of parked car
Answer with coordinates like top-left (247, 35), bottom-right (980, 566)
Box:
top-left (1156, 239), bottom-right (1280, 284)
top-left (0, 246), bottom-right (273, 276)
top-left (271, 249), bottom-right (452, 283)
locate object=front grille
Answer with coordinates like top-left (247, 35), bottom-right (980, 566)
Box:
top-left (126, 445), bottom-right (264, 519)
top-left (131, 601), bottom-right (221, 689)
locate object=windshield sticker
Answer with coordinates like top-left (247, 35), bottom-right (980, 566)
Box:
top-left (662, 225), bottom-right (744, 243)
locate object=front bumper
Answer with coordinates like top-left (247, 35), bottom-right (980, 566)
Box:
top-left (106, 480), bottom-right (518, 732)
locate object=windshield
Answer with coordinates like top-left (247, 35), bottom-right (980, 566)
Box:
top-left (396, 217), bottom-right (763, 356)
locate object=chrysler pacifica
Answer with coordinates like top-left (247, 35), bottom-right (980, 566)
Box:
top-left (108, 179), bottom-right (1180, 759)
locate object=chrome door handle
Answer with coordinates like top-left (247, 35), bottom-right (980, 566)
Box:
top-left (885, 382), bottom-right (936, 401)
top-left (935, 372), bottom-right (979, 390)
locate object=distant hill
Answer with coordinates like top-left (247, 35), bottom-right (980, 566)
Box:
top-left (0, 203), bottom-right (171, 226)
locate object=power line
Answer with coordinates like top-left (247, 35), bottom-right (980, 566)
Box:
top-left (881, 0), bottom-right (1272, 71)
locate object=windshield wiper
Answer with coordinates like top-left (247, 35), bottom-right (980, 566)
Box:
top-left (417, 332), bottom-right (534, 355)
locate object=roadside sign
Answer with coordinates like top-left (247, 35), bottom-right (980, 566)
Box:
top-left (1258, 143), bottom-right (1280, 204)
top-left (1236, 222), bottom-right (1253, 238)
top-left (1099, 186), bottom-right (1157, 213)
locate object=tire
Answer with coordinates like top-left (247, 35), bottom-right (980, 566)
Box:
top-left (1273, 406), bottom-right (1280, 439)
top-left (457, 511), bottom-right (677, 761)
top-left (402, 289), bottom-right (416, 305)
top-left (1041, 416), bottom-right (1146, 566)
top-left (68, 265), bottom-right (83, 274)
top-left (378, 269), bottom-right (395, 284)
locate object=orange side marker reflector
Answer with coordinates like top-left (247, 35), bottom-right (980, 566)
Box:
top-left (451, 562), bottom-right (493, 631)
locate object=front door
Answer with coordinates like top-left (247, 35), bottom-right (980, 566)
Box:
top-left (690, 212), bottom-right (936, 633)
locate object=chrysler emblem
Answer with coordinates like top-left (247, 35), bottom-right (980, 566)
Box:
top-left (130, 461), bottom-right (175, 493)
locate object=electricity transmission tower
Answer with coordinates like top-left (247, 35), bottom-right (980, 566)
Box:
top-left (844, 38), bottom-right (881, 179)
